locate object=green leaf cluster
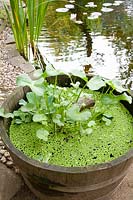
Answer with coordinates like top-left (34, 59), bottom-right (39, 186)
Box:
top-left (4, 0), bottom-right (52, 59)
top-left (0, 67), bottom-right (132, 141)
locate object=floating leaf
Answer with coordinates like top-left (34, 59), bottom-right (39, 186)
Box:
top-left (102, 117), bottom-right (112, 126)
top-left (36, 129), bottom-right (49, 141)
top-left (101, 7), bottom-right (114, 12)
top-left (88, 12), bottom-right (102, 20)
top-left (56, 8), bottom-right (69, 13)
top-left (103, 114), bottom-right (113, 119)
top-left (87, 76), bottom-right (106, 90)
top-left (103, 3), bottom-right (113, 7)
top-left (85, 128), bottom-right (93, 135)
top-left (80, 126), bottom-right (93, 135)
top-left (65, 4), bottom-right (74, 9)
top-left (85, 2), bottom-right (97, 8)
top-left (88, 120), bottom-right (96, 127)
top-left (33, 114), bottom-right (47, 122)
top-left (113, 1), bottom-right (123, 6)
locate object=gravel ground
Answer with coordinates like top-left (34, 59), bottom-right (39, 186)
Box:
top-left (0, 27), bottom-right (24, 170)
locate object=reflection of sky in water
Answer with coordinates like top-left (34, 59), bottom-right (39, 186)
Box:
top-left (37, 0), bottom-right (133, 89)
top-left (39, 35), bottom-right (129, 79)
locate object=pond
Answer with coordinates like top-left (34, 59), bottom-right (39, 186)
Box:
top-left (36, 0), bottom-right (133, 89)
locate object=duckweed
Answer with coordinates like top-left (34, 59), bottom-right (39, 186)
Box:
top-left (9, 91), bottom-right (133, 167)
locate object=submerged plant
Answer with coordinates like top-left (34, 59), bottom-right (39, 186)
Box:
top-left (4, 0), bottom-right (51, 60)
top-left (0, 66), bottom-right (132, 142)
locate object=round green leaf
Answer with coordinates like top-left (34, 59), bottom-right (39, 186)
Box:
top-left (87, 76), bottom-right (106, 90)
top-left (36, 129), bottom-right (49, 141)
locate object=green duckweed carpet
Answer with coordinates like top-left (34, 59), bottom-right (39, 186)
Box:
top-left (9, 91), bottom-right (133, 167)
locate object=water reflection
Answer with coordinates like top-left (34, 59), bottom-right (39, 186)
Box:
top-left (38, 0), bottom-right (133, 89)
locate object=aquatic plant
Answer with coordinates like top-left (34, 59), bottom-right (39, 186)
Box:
top-left (0, 66), bottom-right (132, 141)
top-left (4, 0), bottom-right (51, 60)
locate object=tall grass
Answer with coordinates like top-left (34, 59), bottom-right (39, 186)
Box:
top-left (4, 0), bottom-right (50, 60)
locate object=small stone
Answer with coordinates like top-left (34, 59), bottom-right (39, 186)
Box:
top-left (0, 149), bottom-right (6, 155)
top-left (1, 156), bottom-right (7, 163)
top-left (4, 151), bottom-right (10, 157)
top-left (14, 166), bottom-right (20, 174)
top-left (6, 160), bottom-right (14, 167)
top-left (7, 156), bottom-right (13, 161)
top-left (0, 140), bottom-right (4, 146)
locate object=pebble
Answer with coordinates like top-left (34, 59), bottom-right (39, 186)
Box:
top-left (6, 160), bottom-right (14, 167)
top-left (14, 166), bottom-right (20, 174)
top-left (7, 156), bottom-right (13, 161)
top-left (4, 151), bottom-right (10, 157)
top-left (0, 140), bottom-right (4, 146)
top-left (1, 155), bottom-right (7, 163)
top-left (0, 27), bottom-right (23, 171)
top-left (0, 149), bottom-right (6, 155)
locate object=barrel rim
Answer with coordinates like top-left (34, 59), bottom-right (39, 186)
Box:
top-left (0, 87), bottom-right (133, 174)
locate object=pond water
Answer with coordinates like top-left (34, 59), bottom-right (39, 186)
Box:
top-left (37, 0), bottom-right (133, 89)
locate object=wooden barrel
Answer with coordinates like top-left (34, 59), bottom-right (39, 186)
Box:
top-left (0, 87), bottom-right (133, 200)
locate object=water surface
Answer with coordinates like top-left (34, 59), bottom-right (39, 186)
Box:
top-left (37, 0), bottom-right (133, 89)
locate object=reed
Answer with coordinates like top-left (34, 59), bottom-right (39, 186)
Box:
top-left (4, 0), bottom-right (51, 60)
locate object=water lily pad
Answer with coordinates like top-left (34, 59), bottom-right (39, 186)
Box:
top-left (88, 12), bottom-right (102, 20)
top-left (83, 12), bottom-right (87, 15)
top-left (85, 2), bottom-right (97, 8)
top-left (101, 7), bottom-right (114, 12)
top-left (70, 13), bottom-right (77, 21)
top-left (113, 1), bottom-right (123, 6)
top-left (75, 20), bottom-right (83, 24)
top-left (56, 8), bottom-right (69, 13)
top-left (65, 4), bottom-right (74, 9)
top-left (103, 3), bottom-right (113, 7)
top-left (36, 129), bottom-right (49, 141)
top-left (69, 0), bottom-right (75, 3)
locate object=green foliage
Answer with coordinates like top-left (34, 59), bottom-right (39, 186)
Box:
top-left (87, 75), bottom-right (106, 90)
top-left (0, 67), bottom-right (132, 141)
top-left (66, 105), bottom-right (91, 122)
top-left (101, 93), bottom-right (132, 105)
top-left (36, 129), bottom-right (49, 141)
top-left (4, 0), bottom-right (28, 59)
top-left (4, 0), bottom-right (51, 59)
top-left (0, 108), bottom-right (13, 118)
